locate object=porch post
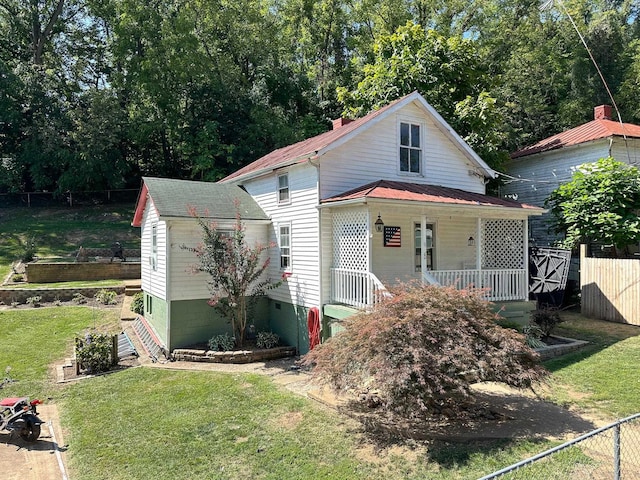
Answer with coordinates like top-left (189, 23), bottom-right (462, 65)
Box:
top-left (475, 217), bottom-right (482, 271)
top-left (523, 219), bottom-right (529, 301)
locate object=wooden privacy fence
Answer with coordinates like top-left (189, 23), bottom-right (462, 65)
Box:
top-left (580, 245), bottom-right (640, 325)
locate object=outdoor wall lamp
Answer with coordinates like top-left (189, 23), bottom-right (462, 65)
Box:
top-left (468, 236), bottom-right (475, 246)
top-left (374, 213), bottom-right (384, 233)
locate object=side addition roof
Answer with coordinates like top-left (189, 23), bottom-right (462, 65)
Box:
top-left (511, 119), bottom-right (640, 159)
top-left (132, 177), bottom-right (269, 227)
top-left (321, 180), bottom-right (544, 214)
top-left (220, 91), bottom-right (495, 183)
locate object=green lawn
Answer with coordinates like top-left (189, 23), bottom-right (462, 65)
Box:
top-left (0, 205), bottom-right (139, 280)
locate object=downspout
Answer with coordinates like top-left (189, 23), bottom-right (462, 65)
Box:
top-left (307, 154), bottom-right (322, 347)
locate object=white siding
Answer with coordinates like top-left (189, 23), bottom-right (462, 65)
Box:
top-left (167, 218), bottom-right (269, 301)
top-left (241, 162), bottom-right (321, 308)
top-left (320, 102), bottom-right (486, 199)
top-left (140, 198), bottom-right (167, 300)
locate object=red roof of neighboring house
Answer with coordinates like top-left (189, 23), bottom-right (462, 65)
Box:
top-left (511, 118), bottom-right (640, 159)
top-left (221, 91), bottom-right (494, 182)
top-left (322, 180), bottom-right (543, 212)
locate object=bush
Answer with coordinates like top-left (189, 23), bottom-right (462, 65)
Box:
top-left (72, 293), bottom-right (87, 304)
top-left (11, 273), bottom-right (24, 283)
top-left (95, 289), bottom-right (117, 305)
top-left (303, 282), bottom-right (546, 420)
top-left (75, 333), bottom-right (114, 373)
top-left (26, 296), bottom-right (41, 307)
top-left (20, 237), bottom-right (36, 262)
top-left (256, 331), bottom-right (279, 349)
top-left (208, 333), bottom-right (236, 352)
top-left (530, 308), bottom-right (563, 337)
top-left (131, 292), bottom-right (144, 315)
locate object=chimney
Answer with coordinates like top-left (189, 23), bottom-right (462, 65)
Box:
top-left (594, 105), bottom-right (613, 121)
top-left (332, 118), bottom-right (353, 130)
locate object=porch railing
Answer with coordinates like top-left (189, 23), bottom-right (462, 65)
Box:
top-left (330, 268), bottom-right (390, 309)
top-left (430, 268), bottom-right (527, 302)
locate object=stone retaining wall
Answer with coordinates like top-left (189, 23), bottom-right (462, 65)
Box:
top-left (0, 285), bottom-right (125, 305)
top-left (173, 346), bottom-right (296, 364)
top-left (25, 262), bottom-right (140, 283)
top-left (535, 336), bottom-right (589, 361)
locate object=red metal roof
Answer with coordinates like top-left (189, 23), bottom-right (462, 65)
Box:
top-left (322, 180), bottom-right (543, 211)
top-left (511, 118), bottom-right (640, 159)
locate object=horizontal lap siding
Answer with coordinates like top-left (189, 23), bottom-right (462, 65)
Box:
top-left (243, 164), bottom-right (320, 308)
top-left (321, 103), bottom-right (485, 199)
top-left (168, 219), bottom-right (269, 301)
top-left (141, 201), bottom-right (167, 300)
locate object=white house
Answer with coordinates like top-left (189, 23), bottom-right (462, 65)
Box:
top-left (503, 105), bottom-right (640, 247)
top-left (133, 91), bottom-right (544, 354)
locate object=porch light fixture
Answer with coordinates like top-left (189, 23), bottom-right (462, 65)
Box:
top-left (374, 214), bottom-right (384, 233)
top-left (467, 236), bottom-right (475, 247)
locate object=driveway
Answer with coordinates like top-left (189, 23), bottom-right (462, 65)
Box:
top-left (0, 404), bottom-right (68, 480)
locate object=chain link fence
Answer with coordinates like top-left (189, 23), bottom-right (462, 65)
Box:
top-left (0, 189), bottom-right (139, 208)
top-left (480, 413), bottom-right (640, 479)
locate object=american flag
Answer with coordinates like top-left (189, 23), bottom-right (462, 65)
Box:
top-left (384, 226), bottom-right (401, 247)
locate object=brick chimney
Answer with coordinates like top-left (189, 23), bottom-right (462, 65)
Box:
top-left (594, 105), bottom-right (613, 121)
top-left (332, 118), bottom-right (354, 130)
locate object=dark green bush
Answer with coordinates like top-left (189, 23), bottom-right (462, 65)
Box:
top-left (256, 331), bottom-right (279, 349)
top-left (530, 308), bottom-right (563, 337)
top-left (208, 333), bottom-right (236, 352)
top-left (131, 292), bottom-right (144, 315)
top-left (75, 333), bottom-right (114, 373)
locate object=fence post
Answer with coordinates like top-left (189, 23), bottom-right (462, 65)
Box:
top-left (112, 334), bottom-right (118, 366)
top-left (614, 423), bottom-right (621, 480)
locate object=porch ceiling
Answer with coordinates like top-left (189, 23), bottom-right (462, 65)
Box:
top-left (321, 180), bottom-right (545, 214)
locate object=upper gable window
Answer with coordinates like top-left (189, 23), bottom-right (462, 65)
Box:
top-left (399, 122), bottom-right (422, 174)
top-left (277, 173), bottom-right (290, 204)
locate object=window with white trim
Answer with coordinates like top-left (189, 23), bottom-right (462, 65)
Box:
top-left (399, 122), bottom-right (422, 174)
top-left (277, 173), bottom-right (290, 204)
top-left (151, 223), bottom-right (158, 271)
top-left (278, 223), bottom-right (291, 271)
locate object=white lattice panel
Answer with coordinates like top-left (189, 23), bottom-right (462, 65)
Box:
top-left (482, 219), bottom-right (525, 269)
top-left (332, 209), bottom-right (368, 271)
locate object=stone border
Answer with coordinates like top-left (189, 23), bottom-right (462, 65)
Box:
top-left (173, 346), bottom-right (296, 364)
top-left (0, 285), bottom-right (124, 305)
top-left (535, 335), bottom-right (589, 361)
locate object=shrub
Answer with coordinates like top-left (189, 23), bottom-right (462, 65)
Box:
top-left (303, 282), bottom-right (546, 420)
top-left (530, 308), bottom-right (563, 337)
top-left (26, 296), bottom-right (41, 307)
top-left (131, 292), bottom-right (144, 315)
top-left (11, 273), bottom-right (24, 283)
top-left (256, 331), bottom-right (279, 349)
top-left (208, 333), bottom-right (236, 352)
top-left (75, 333), bottom-right (114, 373)
top-left (523, 324), bottom-right (546, 348)
top-left (72, 293), bottom-right (87, 304)
top-left (95, 289), bottom-right (117, 305)
top-left (20, 237), bottom-right (36, 262)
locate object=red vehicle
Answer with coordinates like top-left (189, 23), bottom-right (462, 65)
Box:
top-left (0, 397), bottom-right (44, 442)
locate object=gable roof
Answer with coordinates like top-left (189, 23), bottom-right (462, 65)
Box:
top-left (220, 91), bottom-right (495, 183)
top-left (511, 118), bottom-right (640, 159)
top-left (321, 180), bottom-right (544, 213)
top-left (132, 177), bottom-right (269, 227)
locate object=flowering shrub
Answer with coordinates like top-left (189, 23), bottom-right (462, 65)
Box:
top-left (303, 282), bottom-right (546, 420)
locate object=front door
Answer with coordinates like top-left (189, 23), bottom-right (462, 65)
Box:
top-left (414, 221), bottom-right (435, 274)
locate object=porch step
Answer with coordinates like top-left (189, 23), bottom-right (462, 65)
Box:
top-left (323, 304), bottom-right (361, 321)
top-left (132, 316), bottom-right (167, 362)
top-left (123, 280), bottom-right (142, 296)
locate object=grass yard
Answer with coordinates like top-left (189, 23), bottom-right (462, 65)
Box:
top-left (0, 205), bottom-right (139, 280)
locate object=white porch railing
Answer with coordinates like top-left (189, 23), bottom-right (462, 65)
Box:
top-left (330, 268), bottom-right (391, 309)
top-left (430, 269), bottom-right (528, 302)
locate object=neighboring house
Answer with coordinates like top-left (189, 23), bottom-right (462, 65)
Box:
top-left (503, 105), bottom-right (640, 247)
top-left (133, 91), bottom-right (544, 355)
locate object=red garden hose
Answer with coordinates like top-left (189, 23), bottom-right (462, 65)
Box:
top-left (307, 307), bottom-right (321, 350)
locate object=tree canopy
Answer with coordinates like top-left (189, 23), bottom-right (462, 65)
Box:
top-left (1, 0), bottom-right (639, 194)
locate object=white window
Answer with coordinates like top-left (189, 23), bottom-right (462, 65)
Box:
top-left (151, 223), bottom-right (158, 271)
top-left (277, 173), bottom-right (290, 204)
top-left (278, 223), bottom-right (291, 271)
top-left (399, 122), bottom-right (422, 174)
